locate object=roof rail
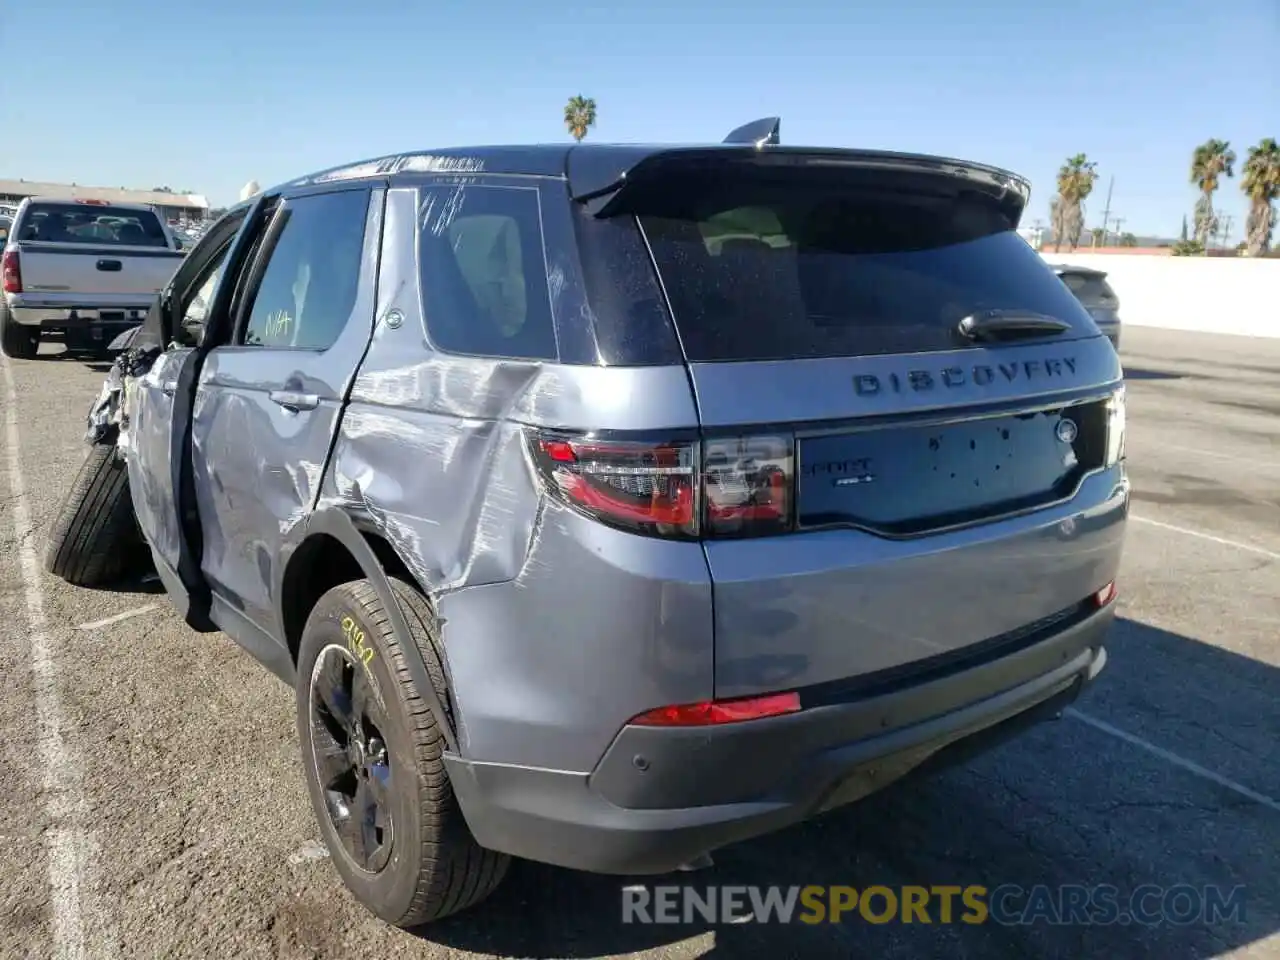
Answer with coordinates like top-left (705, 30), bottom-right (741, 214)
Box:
top-left (723, 117), bottom-right (780, 147)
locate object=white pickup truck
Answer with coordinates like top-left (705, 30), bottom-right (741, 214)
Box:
top-left (0, 196), bottom-right (186, 359)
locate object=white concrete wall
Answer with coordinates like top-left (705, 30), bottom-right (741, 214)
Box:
top-left (1038, 253), bottom-right (1279, 339)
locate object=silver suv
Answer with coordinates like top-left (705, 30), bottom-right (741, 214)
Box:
top-left (46, 119), bottom-right (1129, 927)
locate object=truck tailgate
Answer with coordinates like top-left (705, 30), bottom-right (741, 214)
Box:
top-left (15, 241), bottom-right (184, 300)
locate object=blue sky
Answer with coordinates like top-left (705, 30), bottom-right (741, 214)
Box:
top-left (2, 0), bottom-right (1276, 239)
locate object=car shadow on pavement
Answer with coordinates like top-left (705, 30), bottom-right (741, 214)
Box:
top-left (1122, 367), bottom-right (1186, 381)
top-left (417, 616), bottom-right (1279, 960)
top-left (94, 570), bottom-right (166, 595)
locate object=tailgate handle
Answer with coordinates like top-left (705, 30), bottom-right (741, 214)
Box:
top-left (957, 310), bottom-right (1071, 342)
top-left (96, 259), bottom-right (123, 272)
top-left (268, 389), bottom-right (319, 412)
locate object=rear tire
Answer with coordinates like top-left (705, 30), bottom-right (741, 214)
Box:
top-left (0, 301), bottom-right (39, 359)
top-left (296, 577), bottom-right (510, 928)
top-left (44, 443), bottom-right (140, 586)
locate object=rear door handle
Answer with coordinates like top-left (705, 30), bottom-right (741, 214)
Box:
top-left (96, 259), bottom-right (122, 272)
top-left (268, 389), bottom-right (319, 412)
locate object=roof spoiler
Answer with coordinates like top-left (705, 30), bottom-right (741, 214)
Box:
top-left (569, 146), bottom-right (1031, 223)
top-left (723, 117), bottom-right (780, 147)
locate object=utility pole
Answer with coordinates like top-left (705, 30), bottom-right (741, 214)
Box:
top-left (1030, 218), bottom-right (1046, 249)
top-left (1112, 216), bottom-right (1125, 242)
top-left (1219, 214), bottom-right (1233, 249)
top-left (1099, 175), bottom-right (1115, 244)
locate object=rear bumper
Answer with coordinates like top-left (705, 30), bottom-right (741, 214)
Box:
top-left (447, 603), bottom-right (1114, 875)
top-left (6, 293), bottom-right (152, 330)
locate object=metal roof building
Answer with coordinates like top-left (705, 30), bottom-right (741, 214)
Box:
top-left (0, 179), bottom-right (209, 220)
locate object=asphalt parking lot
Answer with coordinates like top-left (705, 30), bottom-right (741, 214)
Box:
top-left (1, 325), bottom-right (1277, 960)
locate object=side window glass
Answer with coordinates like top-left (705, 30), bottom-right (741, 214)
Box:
top-left (240, 190), bottom-right (369, 350)
top-left (177, 242), bottom-right (233, 345)
top-left (418, 184), bottom-right (557, 360)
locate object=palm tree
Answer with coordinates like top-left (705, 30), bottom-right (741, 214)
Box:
top-left (564, 96), bottom-right (598, 142)
top-left (1050, 154), bottom-right (1099, 252)
top-left (1241, 137), bottom-right (1280, 257)
top-left (1190, 139), bottom-right (1236, 247)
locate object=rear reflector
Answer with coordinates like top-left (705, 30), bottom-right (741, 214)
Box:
top-left (629, 692), bottom-right (801, 726)
top-left (1093, 581), bottom-right (1117, 607)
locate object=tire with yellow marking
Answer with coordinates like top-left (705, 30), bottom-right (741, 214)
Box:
top-left (295, 577), bottom-right (509, 927)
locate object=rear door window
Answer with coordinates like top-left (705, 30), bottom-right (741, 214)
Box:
top-left (634, 168), bottom-right (1099, 361)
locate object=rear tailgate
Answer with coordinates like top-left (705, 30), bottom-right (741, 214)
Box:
top-left (15, 242), bottom-right (183, 300)
top-left (1055, 265), bottom-right (1120, 331)
top-left (619, 152), bottom-right (1126, 698)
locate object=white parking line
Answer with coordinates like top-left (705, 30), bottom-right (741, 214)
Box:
top-left (76, 604), bottom-right (159, 632)
top-left (1130, 515), bottom-right (1280, 561)
top-left (1066, 709), bottom-right (1280, 814)
top-left (1, 353), bottom-right (88, 960)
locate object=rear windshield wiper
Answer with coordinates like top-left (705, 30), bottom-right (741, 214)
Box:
top-left (956, 310), bottom-right (1072, 342)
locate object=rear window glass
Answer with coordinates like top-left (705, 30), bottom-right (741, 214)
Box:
top-left (635, 169), bottom-right (1098, 361)
top-left (1059, 272), bottom-right (1118, 307)
top-left (18, 203), bottom-right (169, 247)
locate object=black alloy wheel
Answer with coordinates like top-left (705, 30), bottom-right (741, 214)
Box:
top-left (295, 579), bottom-right (510, 927)
top-left (308, 643), bottom-right (396, 873)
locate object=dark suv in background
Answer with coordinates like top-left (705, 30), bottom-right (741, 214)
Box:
top-left (46, 118), bottom-right (1128, 928)
top-left (1050, 262), bottom-right (1123, 348)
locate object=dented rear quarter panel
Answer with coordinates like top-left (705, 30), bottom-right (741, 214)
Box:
top-left (321, 179), bottom-right (714, 772)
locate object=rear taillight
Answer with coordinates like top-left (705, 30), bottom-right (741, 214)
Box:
top-left (1093, 581), bottom-right (1117, 607)
top-left (702, 434), bottom-right (793, 536)
top-left (2, 249), bottom-right (20, 293)
top-left (628, 691), bottom-right (801, 726)
top-left (1104, 386), bottom-right (1125, 466)
top-left (526, 430), bottom-right (796, 540)
top-left (529, 435), bottom-right (700, 538)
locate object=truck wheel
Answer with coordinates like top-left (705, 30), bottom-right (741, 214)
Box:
top-left (296, 577), bottom-right (509, 928)
top-left (44, 443), bottom-right (140, 586)
top-left (0, 302), bottom-right (39, 359)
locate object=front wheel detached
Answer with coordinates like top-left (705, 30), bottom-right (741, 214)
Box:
top-left (44, 442), bottom-right (143, 586)
top-left (295, 578), bottom-right (509, 927)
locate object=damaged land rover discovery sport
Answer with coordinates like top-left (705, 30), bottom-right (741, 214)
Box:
top-left (45, 117), bottom-right (1128, 927)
